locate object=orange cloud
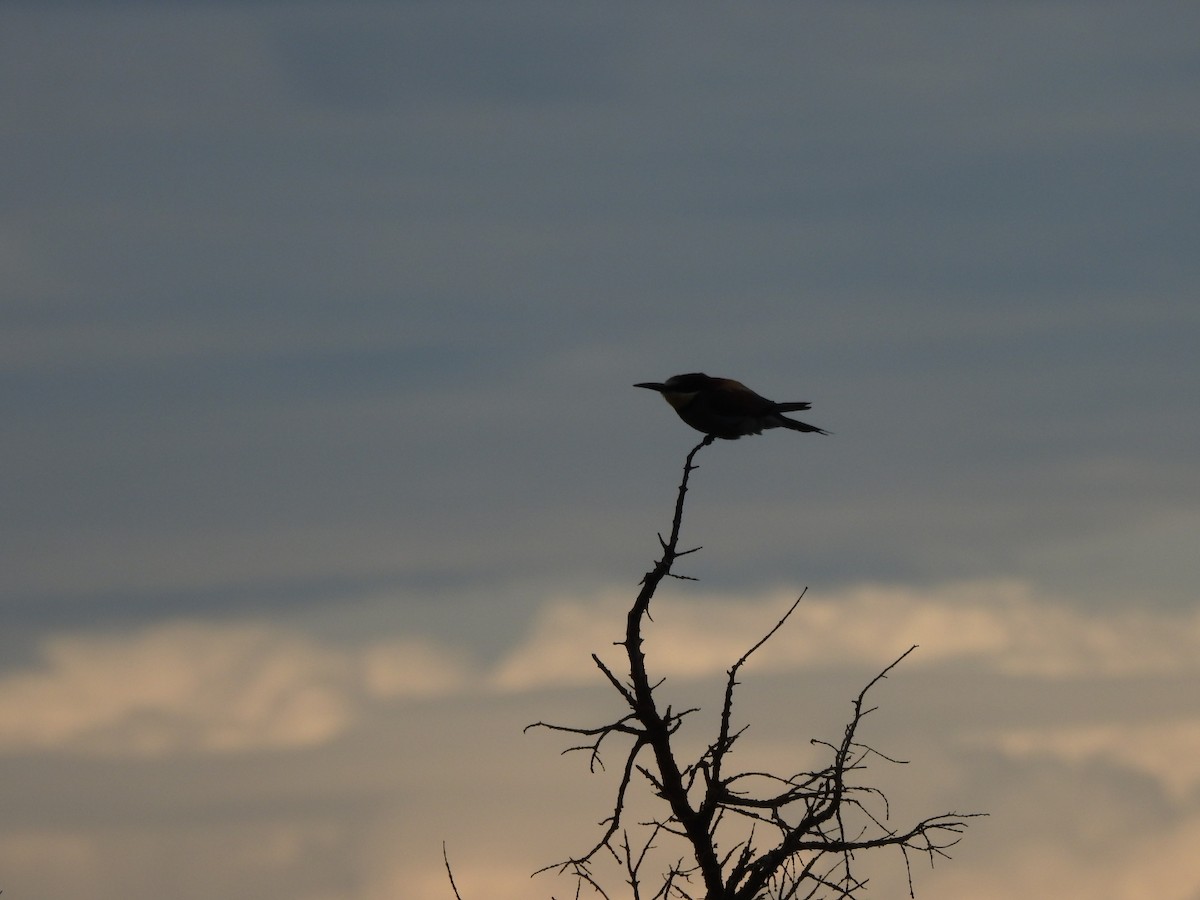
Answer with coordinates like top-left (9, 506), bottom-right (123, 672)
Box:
top-left (489, 579), bottom-right (1200, 690)
top-left (0, 621), bottom-right (470, 757)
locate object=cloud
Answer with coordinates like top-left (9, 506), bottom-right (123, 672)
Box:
top-left (489, 579), bottom-right (1200, 691)
top-left (0, 821), bottom-right (355, 900)
top-left (0, 621), bottom-right (469, 757)
top-left (360, 637), bottom-right (472, 699)
top-left (922, 813), bottom-right (1200, 900)
top-left (361, 851), bottom-right (535, 900)
top-left (7, 579), bottom-right (1194, 759)
top-left (980, 719), bottom-right (1200, 802)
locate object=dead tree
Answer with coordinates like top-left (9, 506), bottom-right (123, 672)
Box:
top-left (525, 436), bottom-right (980, 899)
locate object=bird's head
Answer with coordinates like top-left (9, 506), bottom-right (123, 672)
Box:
top-left (633, 373), bottom-right (716, 394)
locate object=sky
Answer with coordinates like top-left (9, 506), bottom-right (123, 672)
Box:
top-left (2, 2), bottom-right (1199, 898)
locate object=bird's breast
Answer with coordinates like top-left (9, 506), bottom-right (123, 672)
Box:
top-left (659, 390), bottom-right (697, 412)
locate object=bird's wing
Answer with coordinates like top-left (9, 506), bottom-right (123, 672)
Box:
top-left (706, 379), bottom-right (779, 416)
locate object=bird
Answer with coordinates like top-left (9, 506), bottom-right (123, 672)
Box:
top-left (634, 373), bottom-right (828, 440)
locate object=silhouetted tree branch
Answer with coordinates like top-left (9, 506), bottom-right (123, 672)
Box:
top-left (524, 436), bottom-right (981, 899)
top-left (443, 842), bottom-right (464, 900)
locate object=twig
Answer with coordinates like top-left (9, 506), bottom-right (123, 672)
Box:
top-left (443, 842), bottom-right (464, 900)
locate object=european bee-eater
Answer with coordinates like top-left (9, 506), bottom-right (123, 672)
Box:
top-left (634, 373), bottom-right (828, 440)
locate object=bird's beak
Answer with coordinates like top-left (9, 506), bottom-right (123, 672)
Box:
top-left (634, 382), bottom-right (667, 391)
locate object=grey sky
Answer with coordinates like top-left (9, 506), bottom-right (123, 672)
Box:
top-left (2, 3), bottom-right (1199, 898)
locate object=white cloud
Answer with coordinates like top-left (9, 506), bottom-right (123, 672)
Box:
top-left (489, 579), bottom-right (1200, 691)
top-left (0, 621), bottom-right (470, 757)
top-left (8, 580), bottom-right (1193, 760)
top-left (1, 589), bottom-right (1198, 900)
top-left (360, 637), bottom-right (472, 699)
top-left (980, 719), bottom-right (1200, 802)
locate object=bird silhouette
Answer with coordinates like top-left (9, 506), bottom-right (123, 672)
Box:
top-left (635, 373), bottom-right (828, 440)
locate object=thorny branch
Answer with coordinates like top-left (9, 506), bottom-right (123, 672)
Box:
top-left (520, 435), bottom-right (981, 898)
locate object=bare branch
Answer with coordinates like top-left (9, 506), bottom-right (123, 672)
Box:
top-left (522, 438), bottom-right (980, 899)
top-left (442, 842), bottom-right (464, 900)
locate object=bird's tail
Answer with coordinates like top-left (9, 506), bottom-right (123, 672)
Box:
top-left (778, 415), bottom-right (829, 435)
top-left (773, 401), bottom-right (813, 412)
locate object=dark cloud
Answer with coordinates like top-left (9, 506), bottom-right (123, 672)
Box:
top-left (273, 6), bottom-right (627, 110)
top-left (1, 0), bottom-right (1197, 675)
